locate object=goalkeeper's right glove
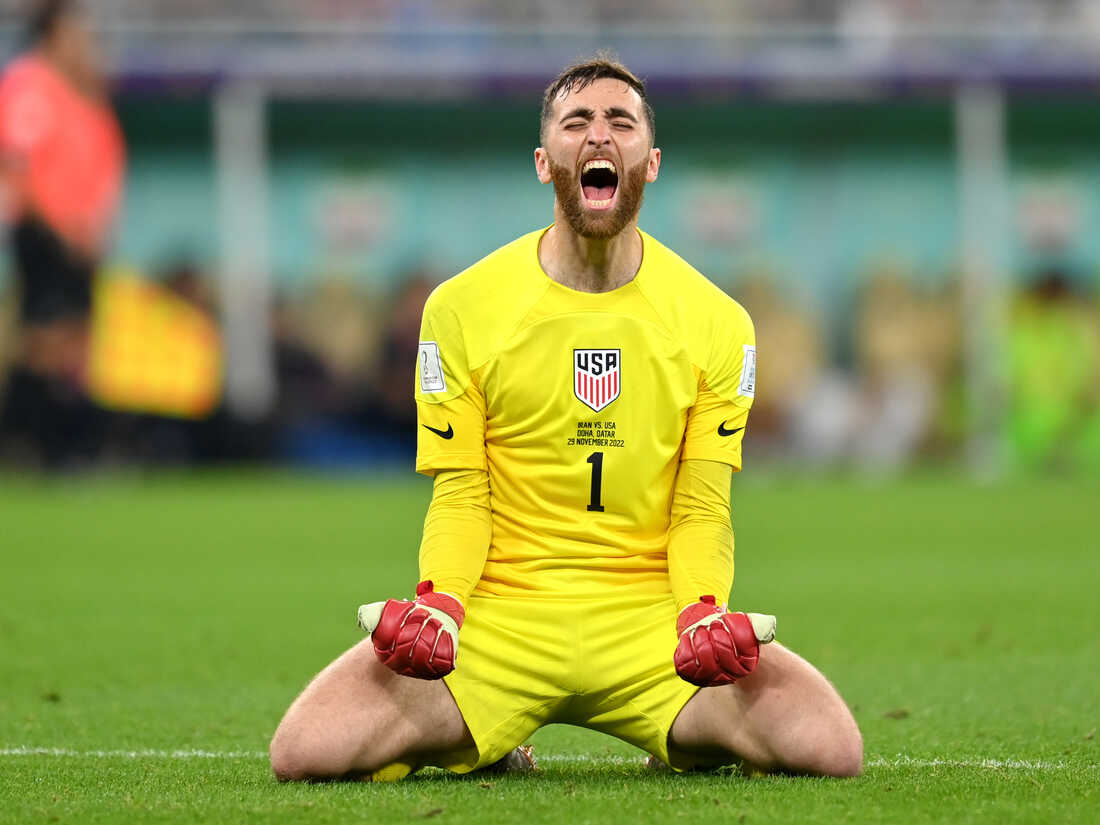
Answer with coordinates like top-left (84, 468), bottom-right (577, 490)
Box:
top-left (673, 596), bottom-right (776, 687)
top-left (357, 580), bottom-right (464, 679)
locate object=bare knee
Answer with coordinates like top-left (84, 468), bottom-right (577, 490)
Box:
top-left (269, 689), bottom-right (409, 782)
top-left (269, 730), bottom-right (308, 782)
top-left (674, 643), bottom-right (864, 778)
top-left (269, 717), bottom-right (351, 782)
top-left (268, 640), bottom-right (470, 782)
top-left (759, 646), bottom-right (863, 778)
top-left (268, 645), bottom-right (392, 782)
top-left (831, 726), bottom-right (864, 778)
top-left (270, 726), bottom-right (316, 782)
top-left (789, 713), bottom-right (863, 778)
top-left (830, 717), bottom-right (864, 778)
top-left (726, 706), bottom-right (862, 778)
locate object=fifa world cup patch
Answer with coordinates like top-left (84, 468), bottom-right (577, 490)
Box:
top-left (419, 341), bottom-right (447, 393)
top-left (739, 344), bottom-right (756, 397)
top-left (574, 348), bottom-right (621, 413)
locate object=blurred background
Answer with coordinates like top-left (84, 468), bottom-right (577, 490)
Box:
top-left (1, 0), bottom-right (1099, 476)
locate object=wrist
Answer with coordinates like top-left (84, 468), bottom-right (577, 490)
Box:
top-left (676, 595), bottom-right (724, 635)
top-left (415, 580), bottom-right (465, 627)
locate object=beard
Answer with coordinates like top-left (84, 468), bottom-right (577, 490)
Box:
top-left (549, 155), bottom-right (648, 240)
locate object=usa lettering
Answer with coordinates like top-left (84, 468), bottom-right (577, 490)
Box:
top-left (576, 351), bottom-right (618, 375)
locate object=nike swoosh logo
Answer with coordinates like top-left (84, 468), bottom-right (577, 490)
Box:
top-left (717, 422), bottom-right (745, 437)
top-left (423, 423), bottom-right (454, 440)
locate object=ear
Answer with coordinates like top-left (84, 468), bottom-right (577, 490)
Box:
top-left (534, 147), bottom-right (552, 184)
top-left (646, 147), bottom-right (661, 183)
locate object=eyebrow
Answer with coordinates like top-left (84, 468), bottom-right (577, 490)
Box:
top-left (559, 106), bottom-right (639, 124)
top-left (605, 107), bottom-right (638, 122)
top-left (559, 106), bottom-right (594, 123)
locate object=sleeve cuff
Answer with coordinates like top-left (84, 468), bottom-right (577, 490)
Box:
top-left (415, 452), bottom-right (490, 477)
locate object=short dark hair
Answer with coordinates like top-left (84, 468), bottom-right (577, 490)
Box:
top-left (540, 52), bottom-right (655, 144)
top-left (27, 0), bottom-right (77, 45)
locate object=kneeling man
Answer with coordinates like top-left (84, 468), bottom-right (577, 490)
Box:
top-left (271, 55), bottom-right (862, 781)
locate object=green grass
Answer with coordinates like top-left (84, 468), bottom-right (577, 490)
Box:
top-left (1, 471), bottom-right (1098, 824)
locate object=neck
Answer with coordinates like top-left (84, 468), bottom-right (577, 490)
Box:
top-left (538, 209), bottom-right (642, 293)
top-left (38, 46), bottom-right (99, 99)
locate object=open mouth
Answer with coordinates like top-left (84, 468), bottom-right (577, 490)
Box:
top-left (580, 159), bottom-right (618, 209)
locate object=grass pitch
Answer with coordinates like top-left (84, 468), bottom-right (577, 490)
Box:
top-left (1, 471), bottom-right (1097, 824)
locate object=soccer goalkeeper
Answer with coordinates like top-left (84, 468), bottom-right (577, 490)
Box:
top-left (270, 55), bottom-right (862, 781)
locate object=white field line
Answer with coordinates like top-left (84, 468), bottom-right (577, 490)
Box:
top-left (0, 747), bottom-right (267, 759)
top-left (537, 754), bottom-right (1094, 771)
top-left (0, 747), bottom-right (1095, 771)
top-left (865, 755), bottom-right (1083, 771)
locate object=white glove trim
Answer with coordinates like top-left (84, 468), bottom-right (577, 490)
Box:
top-left (748, 612), bottom-right (777, 644)
top-left (679, 611), bottom-right (777, 644)
top-left (357, 601), bottom-right (385, 634)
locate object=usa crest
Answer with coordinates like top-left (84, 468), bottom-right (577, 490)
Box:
top-left (574, 349), bottom-right (621, 413)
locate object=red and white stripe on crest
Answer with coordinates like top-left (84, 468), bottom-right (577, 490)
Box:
top-left (574, 349), bottom-right (621, 413)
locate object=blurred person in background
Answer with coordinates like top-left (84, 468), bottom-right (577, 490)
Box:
top-left (95, 257), bottom-right (227, 465)
top-left (271, 274), bottom-right (384, 466)
top-left (346, 272), bottom-right (435, 461)
top-left (1007, 265), bottom-right (1100, 471)
top-left (270, 294), bottom-right (336, 442)
top-left (851, 265), bottom-right (960, 472)
top-left (273, 272), bottom-right (442, 467)
top-left (0, 0), bottom-right (124, 468)
top-left (290, 275), bottom-right (379, 395)
top-left (731, 274), bottom-right (830, 464)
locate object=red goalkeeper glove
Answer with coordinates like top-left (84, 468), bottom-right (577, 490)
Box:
top-left (357, 580), bottom-right (465, 679)
top-left (673, 596), bottom-right (776, 687)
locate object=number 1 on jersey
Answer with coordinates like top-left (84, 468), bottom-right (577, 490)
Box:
top-left (586, 451), bottom-right (605, 512)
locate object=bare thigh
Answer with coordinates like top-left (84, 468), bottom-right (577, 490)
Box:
top-left (669, 642), bottom-right (863, 777)
top-left (269, 638), bottom-right (473, 781)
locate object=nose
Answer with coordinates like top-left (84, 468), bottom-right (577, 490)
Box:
top-left (586, 119), bottom-right (611, 146)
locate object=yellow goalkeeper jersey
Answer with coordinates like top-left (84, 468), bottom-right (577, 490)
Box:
top-left (415, 227), bottom-right (756, 598)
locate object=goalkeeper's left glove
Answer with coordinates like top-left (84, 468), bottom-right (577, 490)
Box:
top-left (357, 580), bottom-right (464, 680)
top-left (673, 596), bottom-right (776, 687)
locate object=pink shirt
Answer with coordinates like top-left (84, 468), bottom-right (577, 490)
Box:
top-left (0, 53), bottom-right (125, 255)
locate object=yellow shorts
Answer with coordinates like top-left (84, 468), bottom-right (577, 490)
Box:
top-left (437, 591), bottom-right (699, 773)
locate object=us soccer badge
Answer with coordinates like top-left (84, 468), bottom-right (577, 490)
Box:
top-left (574, 349), bottom-right (621, 413)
